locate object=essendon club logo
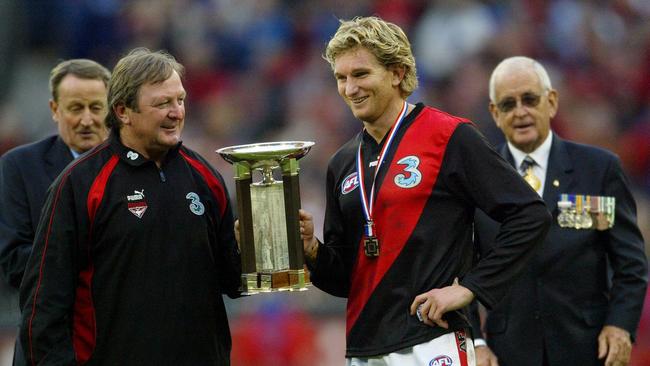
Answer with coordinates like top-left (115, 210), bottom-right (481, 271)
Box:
top-left (127, 189), bottom-right (147, 218)
top-left (341, 172), bottom-right (359, 195)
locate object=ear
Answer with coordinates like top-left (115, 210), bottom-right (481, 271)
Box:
top-left (49, 99), bottom-right (59, 123)
top-left (114, 104), bottom-right (131, 126)
top-left (547, 89), bottom-right (559, 118)
top-left (390, 64), bottom-right (406, 87)
top-left (488, 102), bottom-right (501, 128)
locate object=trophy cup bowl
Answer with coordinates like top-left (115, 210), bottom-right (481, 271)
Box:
top-left (218, 141), bottom-right (314, 167)
top-left (217, 141), bottom-right (314, 294)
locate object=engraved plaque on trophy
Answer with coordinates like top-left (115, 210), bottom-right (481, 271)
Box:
top-left (217, 141), bottom-right (314, 294)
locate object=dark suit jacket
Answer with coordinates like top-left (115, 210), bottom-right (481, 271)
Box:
top-left (0, 135), bottom-right (73, 366)
top-left (0, 135), bottom-right (73, 289)
top-left (470, 133), bottom-right (647, 366)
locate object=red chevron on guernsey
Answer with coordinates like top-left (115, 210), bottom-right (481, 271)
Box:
top-left (346, 111), bottom-right (466, 335)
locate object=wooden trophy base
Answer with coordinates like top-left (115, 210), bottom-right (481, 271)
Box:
top-left (239, 266), bottom-right (311, 295)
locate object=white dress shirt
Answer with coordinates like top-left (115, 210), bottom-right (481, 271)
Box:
top-left (507, 132), bottom-right (552, 196)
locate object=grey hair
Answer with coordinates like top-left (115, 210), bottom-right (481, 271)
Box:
top-left (489, 56), bottom-right (552, 102)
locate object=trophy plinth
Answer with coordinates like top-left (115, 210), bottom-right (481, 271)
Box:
top-left (217, 141), bottom-right (314, 294)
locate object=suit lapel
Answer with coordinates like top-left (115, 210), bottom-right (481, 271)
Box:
top-left (498, 134), bottom-right (574, 215)
top-left (44, 137), bottom-right (74, 181)
top-left (499, 144), bottom-right (515, 167)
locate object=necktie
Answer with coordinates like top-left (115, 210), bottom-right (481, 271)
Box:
top-left (520, 156), bottom-right (541, 191)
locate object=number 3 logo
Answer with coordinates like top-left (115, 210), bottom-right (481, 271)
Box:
top-left (186, 192), bottom-right (205, 215)
top-left (394, 156), bottom-right (422, 188)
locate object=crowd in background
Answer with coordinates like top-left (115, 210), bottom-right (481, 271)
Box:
top-left (0, 0), bottom-right (649, 365)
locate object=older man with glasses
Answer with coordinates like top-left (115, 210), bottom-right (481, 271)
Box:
top-left (469, 56), bottom-right (647, 366)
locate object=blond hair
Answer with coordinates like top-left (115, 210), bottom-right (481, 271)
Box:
top-left (324, 16), bottom-right (418, 97)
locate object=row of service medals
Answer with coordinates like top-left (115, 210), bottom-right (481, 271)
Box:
top-left (557, 194), bottom-right (615, 230)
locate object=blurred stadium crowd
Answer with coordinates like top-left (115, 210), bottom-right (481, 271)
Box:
top-left (0, 0), bottom-right (649, 365)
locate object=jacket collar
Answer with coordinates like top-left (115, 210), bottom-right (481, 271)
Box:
top-left (109, 131), bottom-right (182, 167)
top-left (44, 136), bottom-right (74, 180)
top-left (500, 132), bottom-right (574, 211)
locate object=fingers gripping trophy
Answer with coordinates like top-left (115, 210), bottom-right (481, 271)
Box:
top-left (217, 142), bottom-right (314, 294)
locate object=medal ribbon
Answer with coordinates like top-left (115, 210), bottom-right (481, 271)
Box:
top-left (356, 101), bottom-right (408, 237)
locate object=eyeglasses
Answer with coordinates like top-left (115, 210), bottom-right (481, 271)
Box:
top-left (496, 92), bottom-right (544, 113)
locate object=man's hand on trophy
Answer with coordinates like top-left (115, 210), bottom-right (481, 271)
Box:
top-left (299, 209), bottom-right (318, 262)
top-left (234, 220), bottom-right (241, 251)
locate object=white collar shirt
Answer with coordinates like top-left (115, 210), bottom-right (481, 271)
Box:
top-left (507, 132), bottom-right (553, 196)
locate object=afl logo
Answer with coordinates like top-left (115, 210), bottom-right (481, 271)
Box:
top-left (429, 355), bottom-right (453, 366)
top-left (341, 172), bottom-right (359, 195)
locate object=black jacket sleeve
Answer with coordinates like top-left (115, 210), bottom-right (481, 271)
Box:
top-left (601, 155), bottom-right (647, 337)
top-left (445, 124), bottom-right (552, 309)
top-left (19, 175), bottom-right (78, 365)
top-left (213, 176), bottom-right (242, 299)
top-left (0, 152), bottom-right (35, 289)
top-left (189, 150), bottom-right (242, 298)
top-left (307, 161), bottom-right (356, 298)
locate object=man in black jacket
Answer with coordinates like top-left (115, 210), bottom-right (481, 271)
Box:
top-left (470, 56), bottom-right (647, 366)
top-left (19, 48), bottom-right (241, 365)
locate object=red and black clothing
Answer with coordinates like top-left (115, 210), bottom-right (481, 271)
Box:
top-left (19, 133), bottom-right (241, 365)
top-left (308, 103), bottom-right (551, 357)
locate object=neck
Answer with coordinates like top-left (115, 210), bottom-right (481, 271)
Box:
top-left (364, 101), bottom-right (410, 143)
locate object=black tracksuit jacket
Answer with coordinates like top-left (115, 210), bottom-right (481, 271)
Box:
top-left (19, 133), bottom-right (241, 365)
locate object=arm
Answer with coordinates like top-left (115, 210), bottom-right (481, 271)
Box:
top-left (182, 149), bottom-right (242, 298)
top-left (468, 299), bottom-right (500, 366)
top-left (0, 153), bottom-right (35, 289)
top-left (468, 226), bottom-right (500, 366)
top-left (215, 193), bottom-right (242, 298)
top-left (193, 155), bottom-right (242, 299)
top-left (443, 124), bottom-right (551, 308)
top-left (598, 156), bottom-right (647, 365)
top-left (19, 176), bottom-right (78, 365)
top-left (407, 124), bottom-right (550, 329)
top-left (302, 164), bottom-right (356, 298)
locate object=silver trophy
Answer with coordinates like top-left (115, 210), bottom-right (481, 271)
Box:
top-left (217, 141), bottom-right (314, 294)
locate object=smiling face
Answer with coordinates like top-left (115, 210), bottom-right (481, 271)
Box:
top-left (333, 47), bottom-right (404, 128)
top-left (50, 74), bottom-right (109, 153)
top-left (116, 70), bottom-right (186, 163)
top-left (489, 64), bottom-right (558, 153)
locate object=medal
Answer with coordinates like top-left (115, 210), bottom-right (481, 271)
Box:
top-left (356, 101), bottom-right (408, 258)
top-left (364, 236), bottom-right (380, 257)
top-left (363, 221), bottom-right (379, 256)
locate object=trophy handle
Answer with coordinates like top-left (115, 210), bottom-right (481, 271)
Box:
top-left (282, 158), bottom-right (309, 289)
top-left (234, 163), bottom-right (256, 274)
top-left (282, 158), bottom-right (304, 270)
